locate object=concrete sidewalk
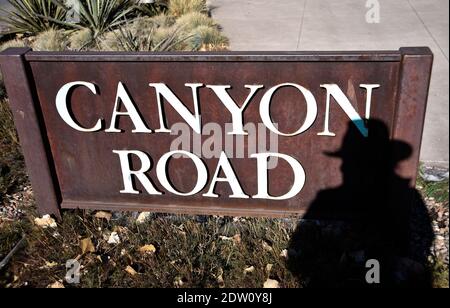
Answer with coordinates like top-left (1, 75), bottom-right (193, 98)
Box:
top-left (209, 0), bottom-right (449, 166)
top-left (0, 0), bottom-right (12, 32)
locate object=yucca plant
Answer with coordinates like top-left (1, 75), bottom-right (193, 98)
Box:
top-left (0, 0), bottom-right (66, 35)
top-left (134, 0), bottom-right (168, 16)
top-left (114, 24), bottom-right (191, 51)
top-left (50, 0), bottom-right (136, 39)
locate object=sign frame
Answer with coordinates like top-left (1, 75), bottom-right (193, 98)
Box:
top-left (0, 47), bottom-right (433, 219)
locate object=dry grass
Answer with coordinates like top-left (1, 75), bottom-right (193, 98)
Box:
top-left (0, 209), bottom-right (299, 288)
top-left (0, 99), bottom-right (19, 148)
top-left (31, 29), bottom-right (69, 51)
top-left (417, 176), bottom-right (449, 204)
top-left (0, 39), bottom-right (28, 51)
top-left (68, 29), bottom-right (94, 51)
top-left (1, 199), bottom-right (447, 288)
top-left (431, 259), bottom-right (449, 288)
top-left (175, 12), bottom-right (217, 31)
top-left (168, 0), bottom-right (207, 17)
top-left (0, 97), bottom-right (26, 202)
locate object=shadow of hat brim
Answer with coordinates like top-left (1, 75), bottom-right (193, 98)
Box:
top-left (324, 150), bottom-right (344, 158)
top-left (323, 140), bottom-right (413, 162)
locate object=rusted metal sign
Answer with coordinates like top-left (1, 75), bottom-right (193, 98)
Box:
top-left (0, 48), bottom-right (433, 219)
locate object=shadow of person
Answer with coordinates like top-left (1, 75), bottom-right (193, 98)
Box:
top-left (287, 119), bottom-right (434, 288)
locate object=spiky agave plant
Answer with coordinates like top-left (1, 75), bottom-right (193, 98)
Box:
top-left (0, 0), bottom-right (66, 35)
top-left (114, 23), bottom-right (192, 52)
top-left (50, 0), bottom-right (137, 39)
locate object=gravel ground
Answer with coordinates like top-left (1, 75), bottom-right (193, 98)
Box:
top-left (0, 185), bottom-right (31, 220)
top-left (426, 196), bottom-right (449, 264)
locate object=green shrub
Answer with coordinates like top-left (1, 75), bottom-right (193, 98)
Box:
top-left (172, 11), bottom-right (228, 51)
top-left (187, 25), bottom-right (229, 51)
top-left (168, 0), bottom-right (207, 17)
top-left (150, 25), bottom-right (192, 50)
top-left (0, 0), bottom-right (66, 35)
top-left (151, 25), bottom-right (180, 48)
top-left (31, 29), bottom-right (69, 51)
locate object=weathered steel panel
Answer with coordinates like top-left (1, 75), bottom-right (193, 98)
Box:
top-left (0, 48), bottom-right (433, 218)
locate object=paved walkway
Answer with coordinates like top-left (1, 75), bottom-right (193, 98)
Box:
top-left (209, 0), bottom-right (449, 166)
top-left (0, 0), bottom-right (11, 30)
top-left (0, 0), bottom-right (12, 32)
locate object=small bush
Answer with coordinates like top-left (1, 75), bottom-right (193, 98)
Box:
top-left (151, 26), bottom-right (181, 47)
top-left (99, 17), bottom-right (158, 51)
top-left (175, 12), bottom-right (216, 32)
top-left (99, 16), bottom-right (191, 52)
top-left (98, 30), bottom-right (122, 51)
top-left (0, 39), bottom-right (28, 51)
top-left (168, 0), bottom-right (207, 17)
top-left (31, 29), bottom-right (69, 51)
top-left (188, 25), bottom-right (229, 51)
top-left (150, 14), bottom-right (176, 28)
top-left (69, 28), bottom-right (94, 51)
top-left (171, 11), bottom-right (228, 51)
top-left (127, 17), bottom-right (163, 37)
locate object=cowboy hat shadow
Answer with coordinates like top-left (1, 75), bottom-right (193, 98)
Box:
top-left (287, 119), bottom-right (434, 287)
